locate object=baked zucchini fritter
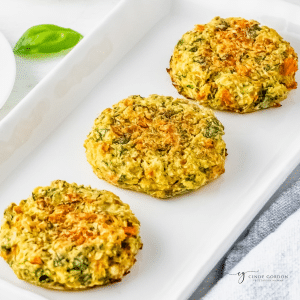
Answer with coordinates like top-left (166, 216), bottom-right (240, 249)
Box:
top-left (168, 17), bottom-right (298, 113)
top-left (84, 95), bottom-right (226, 198)
top-left (0, 180), bottom-right (142, 290)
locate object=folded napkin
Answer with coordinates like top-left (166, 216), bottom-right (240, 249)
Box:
top-left (198, 167), bottom-right (300, 300)
top-left (188, 164), bottom-right (300, 300)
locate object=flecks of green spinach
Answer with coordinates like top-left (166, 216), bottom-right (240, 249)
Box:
top-left (215, 20), bottom-right (229, 31)
top-left (53, 254), bottom-right (64, 267)
top-left (119, 147), bottom-right (128, 156)
top-left (177, 39), bottom-right (184, 46)
top-left (96, 128), bottom-right (109, 141)
top-left (39, 275), bottom-right (53, 283)
top-left (199, 167), bottom-right (208, 174)
top-left (113, 135), bottom-right (130, 145)
top-left (13, 24), bottom-right (83, 56)
top-left (189, 46), bottom-right (198, 52)
top-left (185, 174), bottom-right (196, 181)
top-left (193, 56), bottom-right (206, 65)
top-left (204, 118), bottom-right (223, 138)
top-left (194, 37), bottom-right (204, 43)
top-left (71, 256), bottom-right (89, 272)
top-left (162, 109), bottom-right (176, 119)
top-left (256, 89), bottom-right (274, 109)
top-left (78, 274), bottom-right (92, 285)
top-left (247, 24), bottom-right (262, 39)
top-left (118, 175), bottom-right (126, 183)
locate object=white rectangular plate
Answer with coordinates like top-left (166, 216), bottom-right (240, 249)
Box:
top-left (1, 0), bottom-right (300, 299)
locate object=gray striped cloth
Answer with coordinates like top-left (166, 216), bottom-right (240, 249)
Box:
top-left (189, 163), bottom-right (300, 300)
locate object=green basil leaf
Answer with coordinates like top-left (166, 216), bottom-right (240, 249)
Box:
top-left (13, 24), bottom-right (83, 56)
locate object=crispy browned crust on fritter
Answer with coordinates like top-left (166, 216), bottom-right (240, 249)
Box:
top-left (168, 17), bottom-right (298, 113)
top-left (84, 95), bottom-right (227, 198)
top-left (0, 180), bottom-right (142, 290)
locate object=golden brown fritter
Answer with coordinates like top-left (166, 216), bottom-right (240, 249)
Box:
top-left (168, 17), bottom-right (298, 113)
top-left (84, 95), bottom-right (227, 198)
top-left (0, 180), bottom-right (142, 290)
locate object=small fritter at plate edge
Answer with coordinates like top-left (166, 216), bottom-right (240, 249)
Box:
top-left (0, 180), bottom-right (142, 290)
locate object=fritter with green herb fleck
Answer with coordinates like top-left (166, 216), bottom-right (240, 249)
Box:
top-left (84, 95), bottom-right (227, 198)
top-left (0, 180), bottom-right (142, 290)
top-left (168, 17), bottom-right (298, 113)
